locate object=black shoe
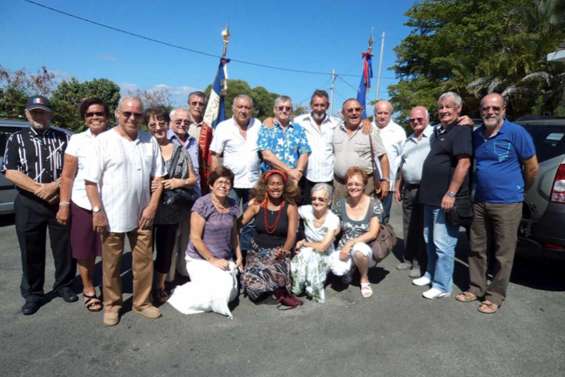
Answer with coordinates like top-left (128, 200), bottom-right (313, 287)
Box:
top-left (22, 299), bottom-right (42, 315)
top-left (57, 287), bottom-right (78, 303)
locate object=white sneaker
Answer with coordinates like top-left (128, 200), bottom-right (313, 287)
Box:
top-left (412, 276), bottom-right (431, 286)
top-left (422, 287), bottom-right (450, 299)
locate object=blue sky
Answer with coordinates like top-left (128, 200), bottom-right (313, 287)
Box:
top-left (1, 0), bottom-right (417, 114)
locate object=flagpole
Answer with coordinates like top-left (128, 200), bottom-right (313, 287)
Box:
top-left (375, 32), bottom-right (385, 100)
top-left (221, 26), bottom-right (230, 94)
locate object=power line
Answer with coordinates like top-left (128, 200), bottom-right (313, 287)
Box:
top-left (24, 0), bottom-right (397, 80)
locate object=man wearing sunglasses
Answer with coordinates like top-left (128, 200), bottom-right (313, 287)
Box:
top-left (257, 95), bottom-right (311, 183)
top-left (455, 93), bottom-right (538, 314)
top-left (84, 96), bottom-right (165, 326)
top-left (332, 98), bottom-right (389, 201)
top-left (186, 91), bottom-right (213, 194)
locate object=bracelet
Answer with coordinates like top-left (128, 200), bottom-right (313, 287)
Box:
top-left (59, 201), bottom-right (70, 207)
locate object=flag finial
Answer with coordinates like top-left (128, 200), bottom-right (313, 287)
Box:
top-left (221, 26), bottom-right (230, 58)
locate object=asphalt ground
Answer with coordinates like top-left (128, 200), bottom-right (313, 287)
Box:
top-left (1, 202), bottom-right (564, 377)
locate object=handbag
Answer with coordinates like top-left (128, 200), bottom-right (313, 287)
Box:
top-left (161, 146), bottom-right (198, 207)
top-left (446, 194), bottom-right (474, 227)
top-left (370, 223), bottom-right (397, 263)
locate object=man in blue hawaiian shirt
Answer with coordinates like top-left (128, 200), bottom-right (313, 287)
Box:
top-left (257, 95), bottom-right (311, 183)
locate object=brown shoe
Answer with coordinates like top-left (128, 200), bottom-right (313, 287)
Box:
top-left (103, 311), bottom-right (120, 326)
top-left (133, 305), bottom-right (161, 319)
top-left (455, 291), bottom-right (478, 303)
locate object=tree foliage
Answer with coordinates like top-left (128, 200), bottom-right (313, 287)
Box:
top-left (390, 0), bottom-right (565, 122)
top-left (50, 78), bottom-right (121, 131)
top-left (205, 79), bottom-right (279, 120)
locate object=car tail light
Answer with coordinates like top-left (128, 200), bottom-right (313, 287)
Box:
top-left (550, 164), bottom-right (565, 204)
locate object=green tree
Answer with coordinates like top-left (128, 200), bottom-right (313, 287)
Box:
top-left (205, 79), bottom-right (278, 120)
top-left (50, 78), bottom-right (121, 131)
top-left (390, 0), bottom-right (565, 122)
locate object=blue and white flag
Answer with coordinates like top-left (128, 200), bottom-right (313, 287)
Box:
top-left (356, 50), bottom-right (373, 119)
top-left (204, 58), bottom-right (229, 128)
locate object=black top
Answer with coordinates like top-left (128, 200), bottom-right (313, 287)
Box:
top-left (2, 126), bottom-right (68, 186)
top-left (419, 123), bottom-right (472, 206)
top-left (254, 202), bottom-right (289, 249)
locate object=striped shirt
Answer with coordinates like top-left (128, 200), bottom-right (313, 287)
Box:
top-left (2, 126), bottom-right (68, 183)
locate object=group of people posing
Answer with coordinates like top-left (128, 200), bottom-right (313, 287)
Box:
top-left (3, 87), bottom-right (538, 325)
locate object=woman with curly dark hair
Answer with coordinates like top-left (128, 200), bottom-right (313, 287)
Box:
top-left (240, 169), bottom-right (302, 309)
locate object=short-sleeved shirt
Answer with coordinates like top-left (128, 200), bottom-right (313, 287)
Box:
top-left (168, 129), bottom-right (200, 197)
top-left (295, 113), bottom-right (340, 182)
top-left (332, 122), bottom-right (387, 180)
top-left (65, 129), bottom-right (98, 210)
top-left (186, 194), bottom-right (240, 260)
top-left (399, 125), bottom-right (433, 184)
top-left (332, 197), bottom-right (383, 249)
top-left (419, 123), bottom-right (473, 206)
top-left (373, 120), bottom-right (407, 189)
top-left (83, 127), bottom-right (165, 233)
top-left (257, 121), bottom-right (311, 173)
top-left (2, 126), bottom-right (68, 185)
top-left (209, 117), bottom-right (262, 188)
top-left (473, 120), bottom-right (536, 203)
top-left (298, 205), bottom-right (340, 254)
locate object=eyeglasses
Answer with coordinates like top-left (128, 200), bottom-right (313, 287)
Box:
top-left (190, 101), bottom-right (205, 107)
top-left (481, 106), bottom-right (503, 112)
top-left (345, 107), bottom-right (362, 113)
top-left (148, 121), bottom-right (167, 128)
top-left (122, 111), bottom-right (143, 119)
top-left (311, 196), bottom-right (327, 202)
top-left (409, 117), bottom-right (424, 123)
top-left (85, 112), bottom-right (105, 118)
top-left (174, 119), bottom-right (190, 125)
top-left (277, 106), bottom-right (292, 111)
top-left (214, 179), bottom-right (232, 187)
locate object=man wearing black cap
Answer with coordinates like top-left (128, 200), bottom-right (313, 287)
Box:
top-left (2, 95), bottom-right (77, 315)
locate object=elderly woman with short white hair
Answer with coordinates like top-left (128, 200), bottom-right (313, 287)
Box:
top-left (290, 183), bottom-right (342, 303)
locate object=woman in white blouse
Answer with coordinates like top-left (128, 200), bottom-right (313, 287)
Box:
top-left (57, 98), bottom-right (109, 312)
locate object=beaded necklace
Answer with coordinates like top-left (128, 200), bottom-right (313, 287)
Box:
top-left (262, 199), bottom-right (285, 234)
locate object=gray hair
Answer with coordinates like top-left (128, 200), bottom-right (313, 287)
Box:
top-left (410, 105), bottom-right (429, 119)
top-left (117, 96), bottom-right (143, 112)
top-left (274, 95), bottom-right (293, 109)
top-left (233, 94), bottom-right (254, 109)
top-left (169, 107), bottom-right (188, 120)
top-left (311, 183), bottom-right (333, 203)
top-left (438, 91), bottom-right (462, 108)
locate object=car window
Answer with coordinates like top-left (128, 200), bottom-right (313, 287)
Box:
top-left (521, 125), bottom-right (565, 163)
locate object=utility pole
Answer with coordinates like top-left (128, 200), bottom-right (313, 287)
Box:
top-left (330, 69), bottom-right (336, 116)
top-left (375, 32), bottom-right (385, 99)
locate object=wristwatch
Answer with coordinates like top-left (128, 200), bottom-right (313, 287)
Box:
top-left (446, 191), bottom-right (457, 198)
top-left (92, 206), bottom-right (102, 213)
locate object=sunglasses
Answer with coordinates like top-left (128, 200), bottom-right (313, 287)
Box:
top-left (122, 111), bottom-right (143, 119)
top-left (190, 101), bottom-right (205, 107)
top-left (481, 106), bottom-right (503, 112)
top-left (85, 111), bottom-right (105, 118)
top-left (345, 107), bottom-right (362, 113)
top-left (277, 106), bottom-right (292, 111)
top-left (409, 117), bottom-right (424, 123)
top-left (311, 196), bottom-right (327, 202)
top-left (174, 119), bottom-right (190, 125)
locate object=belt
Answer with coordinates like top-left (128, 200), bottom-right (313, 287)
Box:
top-left (404, 183), bottom-right (420, 189)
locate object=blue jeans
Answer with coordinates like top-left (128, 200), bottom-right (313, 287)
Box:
top-left (381, 192), bottom-right (393, 224)
top-left (422, 205), bottom-right (459, 293)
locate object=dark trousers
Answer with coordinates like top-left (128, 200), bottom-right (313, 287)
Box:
top-left (468, 202), bottom-right (522, 306)
top-left (154, 223), bottom-right (179, 274)
top-left (14, 194), bottom-right (75, 299)
top-left (301, 178), bottom-right (333, 205)
top-left (401, 185), bottom-right (426, 268)
top-left (381, 192), bottom-right (393, 224)
top-left (230, 187), bottom-right (253, 250)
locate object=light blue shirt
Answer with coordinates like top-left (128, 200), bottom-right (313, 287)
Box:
top-left (399, 125), bottom-right (433, 184)
top-left (167, 129), bottom-right (201, 196)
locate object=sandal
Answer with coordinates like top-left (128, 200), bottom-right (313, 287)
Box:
top-left (478, 300), bottom-right (498, 314)
top-left (361, 283), bottom-right (373, 298)
top-left (455, 291), bottom-right (478, 303)
top-left (83, 292), bottom-right (102, 312)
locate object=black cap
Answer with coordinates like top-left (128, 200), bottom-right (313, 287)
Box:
top-left (26, 95), bottom-right (52, 112)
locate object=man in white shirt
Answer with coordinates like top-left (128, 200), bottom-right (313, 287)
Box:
top-left (210, 94), bottom-right (262, 207)
top-left (395, 106), bottom-right (432, 276)
top-left (294, 90), bottom-right (340, 204)
top-left (84, 96), bottom-right (165, 327)
top-left (372, 100), bottom-right (406, 224)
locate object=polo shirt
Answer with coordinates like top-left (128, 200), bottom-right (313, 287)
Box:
top-left (373, 120), bottom-right (406, 190)
top-left (419, 122), bottom-right (472, 207)
top-left (295, 113), bottom-right (339, 182)
top-left (84, 127), bottom-right (165, 233)
top-left (473, 120), bottom-right (535, 203)
top-left (2, 126), bottom-right (68, 185)
top-left (399, 125), bottom-right (433, 184)
top-left (209, 117), bottom-right (262, 189)
top-left (257, 121), bottom-right (311, 173)
top-left (332, 122), bottom-right (386, 180)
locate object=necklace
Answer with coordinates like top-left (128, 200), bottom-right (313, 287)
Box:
top-left (211, 195), bottom-right (229, 213)
top-left (262, 199), bottom-right (285, 234)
